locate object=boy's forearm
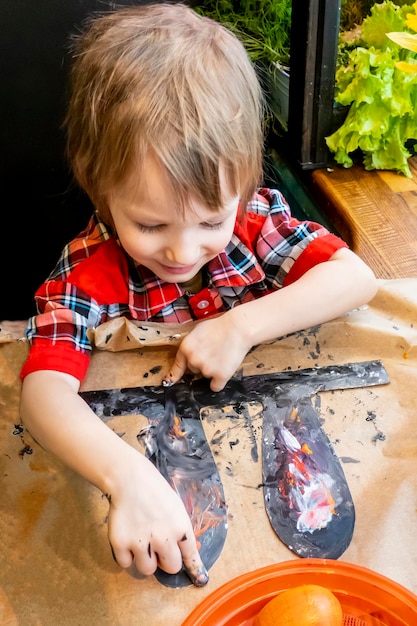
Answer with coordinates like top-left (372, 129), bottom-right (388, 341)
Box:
top-left (20, 370), bottom-right (140, 496)
top-left (231, 248), bottom-right (378, 347)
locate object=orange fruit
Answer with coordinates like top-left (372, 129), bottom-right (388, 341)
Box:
top-left (253, 583), bottom-right (343, 626)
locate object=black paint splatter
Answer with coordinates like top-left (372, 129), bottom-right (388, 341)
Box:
top-left (19, 445), bottom-right (33, 458)
top-left (372, 432), bottom-right (386, 443)
top-left (13, 424), bottom-right (34, 458)
top-left (235, 403), bottom-right (259, 463)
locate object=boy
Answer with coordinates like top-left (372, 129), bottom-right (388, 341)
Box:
top-left (20, 3), bottom-right (377, 586)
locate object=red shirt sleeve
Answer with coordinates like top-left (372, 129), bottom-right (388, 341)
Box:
top-left (283, 233), bottom-right (348, 286)
top-left (20, 340), bottom-right (90, 381)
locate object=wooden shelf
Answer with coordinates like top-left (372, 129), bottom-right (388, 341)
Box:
top-left (309, 157), bottom-right (417, 279)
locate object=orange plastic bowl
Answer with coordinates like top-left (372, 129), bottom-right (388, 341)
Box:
top-left (182, 559), bottom-right (417, 626)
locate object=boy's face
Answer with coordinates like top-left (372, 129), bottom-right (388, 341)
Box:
top-left (108, 154), bottom-right (240, 283)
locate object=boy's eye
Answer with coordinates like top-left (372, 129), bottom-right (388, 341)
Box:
top-left (202, 221), bottom-right (224, 230)
top-left (136, 221), bottom-right (225, 233)
top-left (137, 224), bottom-right (164, 233)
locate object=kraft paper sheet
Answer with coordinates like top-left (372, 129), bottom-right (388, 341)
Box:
top-left (0, 278), bottom-right (416, 625)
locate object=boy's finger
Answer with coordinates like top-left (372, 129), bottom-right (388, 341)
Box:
top-left (209, 375), bottom-right (227, 392)
top-left (182, 553), bottom-right (209, 587)
top-left (163, 354), bottom-right (187, 385)
top-left (179, 530), bottom-right (209, 587)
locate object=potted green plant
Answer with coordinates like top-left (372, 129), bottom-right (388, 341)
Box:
top-left (193, 0), bottom-right (292, 128)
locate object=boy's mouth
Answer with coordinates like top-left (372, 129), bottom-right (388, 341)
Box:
top-left (158, 263), bottom-right (198, 276)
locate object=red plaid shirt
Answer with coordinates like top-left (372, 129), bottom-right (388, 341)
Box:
top-left (21, 188), bottom-right (347, 382)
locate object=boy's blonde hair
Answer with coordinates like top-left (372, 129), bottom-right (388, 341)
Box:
top-left (65, 2), bottom-right (264, 223)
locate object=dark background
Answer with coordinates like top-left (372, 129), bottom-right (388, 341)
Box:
top-left (1, 1), bottom-right (170, 321)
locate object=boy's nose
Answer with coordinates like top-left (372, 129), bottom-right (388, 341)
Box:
top-left (165, 237), bottom-right (200, 265)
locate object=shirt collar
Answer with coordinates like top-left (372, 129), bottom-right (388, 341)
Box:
top-left (207, 235), bottom-right (265, 287)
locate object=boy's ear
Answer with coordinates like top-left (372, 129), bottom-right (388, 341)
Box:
top-left (95, 206), bottom-right (116, 233)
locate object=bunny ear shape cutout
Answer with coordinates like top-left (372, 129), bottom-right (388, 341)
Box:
top-left (387, 31), bottom-right (417, 52)
top-left (261, 394), bottom-right (355, 559)
top-left (148, 384), bottom-right (228, 588)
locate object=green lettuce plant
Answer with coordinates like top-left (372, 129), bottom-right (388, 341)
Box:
top-left (326, 1), bottom-right (417, 177)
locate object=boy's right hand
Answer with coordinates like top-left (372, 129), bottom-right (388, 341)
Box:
top-left (20, 371), bottom-right (208, 586)
top-left (107, 453), bottom-right (209, 586)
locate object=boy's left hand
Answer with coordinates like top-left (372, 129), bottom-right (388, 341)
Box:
top-left (164, 312), bottom-right (251, 391)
